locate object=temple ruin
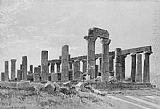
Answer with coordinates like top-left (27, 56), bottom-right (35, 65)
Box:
top-left (1, 27), bottom-right (153, 86)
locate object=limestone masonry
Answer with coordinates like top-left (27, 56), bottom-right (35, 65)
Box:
top-left (1, 27), bottom-right (152, 84)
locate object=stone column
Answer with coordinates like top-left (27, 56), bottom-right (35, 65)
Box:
top-left (22, 56), bottom-right (27, 80)
top-left (121, 55), bottom-right (127, 80)
top-left (34, 67), bottom-right (41, 82)
top-left (73, 60), bottom-right (80, 80)
top-left (131, 53), bottom-right (136, 82)
top-left (20, 64), bottom-right (22, 70)
top-left (68, 70), bottom-right (73, 81)
top-left (95, 65), bottom-right (99, 78)
top-left (1, 72), bottom-right (5, 81)
top-left (30, 65), bottom-right (33, 74)
top-left (5, 61), bottom-right (9, 81)
top-left (69, 61), bottom-right (73, 70)
top-left (51, 63), bottom-right (55, 73)
top-left (17, 70), bottom-right (22, 81)
top-left (84, 35), bottom-right (97, 79)
top-left (61, 45), bottom-right (69, 82)
top-left (41, 50), bottom-right (49, 81)
top-left (109, 55), bottom-right (114, 76)
top-left (56, 62), bottom-right (61, 73)
top-left (99, 58), bottom-right (102, 72)
top-left (11, 59), bottom-right (16, 81)
top-left (101, 38), bottom-right (111, 82)
top-left (115, 48), bottom-right (122, 81)
top-left (143, 52), bottom-right (152, 83)
top-left (136, 54), bottom-right (142, 82)
top-left (82, 59), bottom-right (87, 73)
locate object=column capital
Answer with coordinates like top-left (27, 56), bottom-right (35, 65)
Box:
top-left (121, 54), bottom-right (127, 59)
top-left (144, 51), bottom-right (152, 55)
top-left (84, 35), bottom-right (97, 42)
top-left (131, 53), bottom-right (136, 56)
top-left (81, 59), bottom-right (87, 63)
top-left (101, 38), bottom-right (111, 45)
top-left (11, 59), bottom-right (16, 62)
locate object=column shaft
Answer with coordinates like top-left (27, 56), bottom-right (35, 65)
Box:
top-left (121, 55), bottom-right (126, 80)
top-left (115, 48), bottom-right (122, 81)
top-left (84, 36), bottom-right (97, 79)
top-left (101, 38), bottom-right (110, 82)
top-left (143, 52), bottom-right (151, 83)
top-left (73, 60), bottom-right (80, 80)
top-left (136, 54), bottom-right (142, 82)
top-left (51, 63), bottom-right (55, 73)
top-left (22, 56), bottom-right (27, 80)
top-left (61, 45), bottom-right (69, 82)
top-left (41, 51), bottom-right (49, 81)
top-left (82, 60), bottom-right (87, 73)
top-left (11, 59), bottom-right (16, 81)
top-left (5, 61), bottom-right (9, 81)
top-left (131, 54), bottom-right (136, 82)
top-left (109, 56), bottom-right (114, 76)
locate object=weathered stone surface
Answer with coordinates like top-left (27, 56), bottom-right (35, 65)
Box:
top-left (61, 45), bottom-right (69, 82)
top-left (41, 50), bottom-right (49, 81)
top-left (51, 73), bottom-right (57, 82)
top-left (143, 52), bottom-right (152, 83)
top-left (131, 53), bottom-right (136, 82)
top-left (68, 70), bottom-right (73, 81)
top-left (95, 65), bottom-right (99, 78)
top-left (1, 72), bottom-right (5, 81)
top-left (50, 63), bottom-right (55, 73)
top-left (11, 59), bottom-right (16, 81)
top-left (136, 54), bottom-right (142, 82)
top-left (34, 67), bottom-right (41, 82)
top-left (99, 58), bottom-right (102, 72)
top-left (69, 62), bottom-right (73, 70)
top-left (17, 70), bottom-right (22, 81)
top-left (22, 56), bottom-right (27, 80)
top-left (30, 65), bottom-right (33, 74)
top-left (73, 60), bottom-right (81, 80)
top-left (115, 48), bottom-right (122, 81)
top-left (56, 62), bottom-right (61, 73)
top-left (5, 61), bottom-right (9, 81)
top-left (101, 38), bottom-right (110, 82)
top-left (121, 55), bottom-right (127, 80)
top-left (109, 56), bottom-right (114, 76)
top-left (82, 60), bottom-right (87, 73)
top-left (84, 35), bottom-right (97, 79)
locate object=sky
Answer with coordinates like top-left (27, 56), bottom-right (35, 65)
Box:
top-left (0, 0), bottom-right (159, 79)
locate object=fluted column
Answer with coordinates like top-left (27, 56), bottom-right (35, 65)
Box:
top-left (56, 62), bottom-right (61, 73)
top-left (1, 72), bottom-right (5, 81)
top-left (84, 35), bottom-right (97, 79)
top-left (22, 56), bottom-right (27, 80)
top-left (34, 67), bottom-right (41, 82)
top-left (51, 63), bottom-right (55, 73)
top-left (11, 59), bottom-right (16, 81)
top-left (82, 59), bottom-right (87, 73)
top-left (41, 50), bottom-right (49, 81)
top-left (101, 38), bottom-right (111, 82)
top-left (30, 65), bottom-right (33, 74)
top-left (136, 54), bottom-right (142, 82)
top-left (61, 45), bottom-right (69, 82)
top-left (121, 55), bottom-right (127, 80)
top-left (73, 60), bottom-right (80, 80)
top-left (131, 53), bottom-right (136, 82)
top-left (5, 61), bottom-right (9, 81)
top-left (143, 52), bottom-right (152, 83)
top-left (109, 55), bottom-right (114, 76)
top-left (115, 48), bottom-right (122, 81)
top-left (99, 58), bottom-right (102, 72)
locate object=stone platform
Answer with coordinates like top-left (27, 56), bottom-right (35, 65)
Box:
top-left (87, 82), bottom-right (155, 90)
